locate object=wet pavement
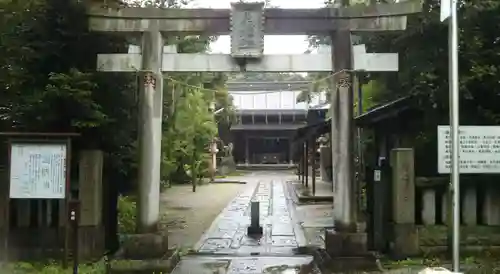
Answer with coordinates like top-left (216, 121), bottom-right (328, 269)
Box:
top-left (295, 204), bottom-right (334, 249)
top-left (171, 171), bottom-right (320, 273)
top-left (172, 255), bottom-right (317, 273)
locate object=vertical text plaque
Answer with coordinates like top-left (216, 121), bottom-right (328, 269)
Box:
top-left (230, 2), bottom-right (265, 59)
top-left (9, 143), bottom-right (67, 199)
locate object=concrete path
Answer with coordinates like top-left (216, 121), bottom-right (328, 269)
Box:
top-left (159, 182), bottom-right (248, 249)
top-left (295, 204), bottom-right (334, 249)
top-left (171, 171), bottom-right (320, 273)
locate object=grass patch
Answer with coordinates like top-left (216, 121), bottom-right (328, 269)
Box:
top-left (215, 171), bottom-right (246, 178)
top-left (118, 195), bottom-right (136, 234)
top-left (0, 260), bottom-right (107, 274)
top-left (382, 256), bottom-right (500, 272)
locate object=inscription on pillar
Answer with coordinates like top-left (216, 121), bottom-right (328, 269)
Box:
top-left (230, 2), bottom-right (265, 59)
top-left (336, 73), bottom-right (352, 88)
top-left (144, 73), bottom-right (156, 89)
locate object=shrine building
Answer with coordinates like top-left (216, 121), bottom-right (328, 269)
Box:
top-left (228, 80), bottom-right (326, 167)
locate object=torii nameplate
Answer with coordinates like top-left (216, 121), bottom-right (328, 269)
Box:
top-left (230, 2), bottom-right (265, 59)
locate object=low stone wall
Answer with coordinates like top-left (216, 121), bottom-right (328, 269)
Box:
top-left (390, 224), bottom-right (500, 257)
top-left (418, 225), bottom-right (500, 254)
top-left (383, 149), bottom-right (500, 257)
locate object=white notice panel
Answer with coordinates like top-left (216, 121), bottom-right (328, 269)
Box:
top-left (438, 126), bottom-right (500, 174)
top-left (9, 143), bottom-right (67, 199)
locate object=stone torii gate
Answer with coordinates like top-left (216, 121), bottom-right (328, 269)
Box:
top-left (87, 0), bottom-right (421, 253)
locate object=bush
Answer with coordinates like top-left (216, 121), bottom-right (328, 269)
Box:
top-left (0, 260), bottom-right (107, 274)
top-left (117, 195), bottom-right (136, 234)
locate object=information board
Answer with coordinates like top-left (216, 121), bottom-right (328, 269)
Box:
top-left (438, 126), bottom-right (500, 174)
top-left (9, 143), bottom-right (67, 199)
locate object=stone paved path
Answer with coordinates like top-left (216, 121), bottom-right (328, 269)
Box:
top-left (171, 171), bottom-right (320, 273)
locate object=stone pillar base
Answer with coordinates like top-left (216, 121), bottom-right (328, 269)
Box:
top-left (116, 233), bottom-right (169, 260)
top-left (390, 224), bottom-right (418, 258)
top-left (325, 228), bottom-right (368, 257)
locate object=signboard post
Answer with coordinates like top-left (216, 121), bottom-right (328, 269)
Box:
top-left (441, 0), bottom-right (460, 269)
top-left (68, 200), bottom-right (80, 274)
top-left (0, 133), bottom-right (77, 267)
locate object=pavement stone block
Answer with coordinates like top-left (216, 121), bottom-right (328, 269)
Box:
top-left (271, 236), bottom-right (298, 247)
top-left (199, 238), bottom-right (232, 252)
top-left (230, 228), bottom-right (246, 248)
top-left (208, 228), bottom-right (237, 239)
top-left (240, 236), bottom-right (263, 246)
top-left (216, 220), bottom-right (240, 230)
top-left (171, 255), bottom-right (318, 274)
top-left (171, 257), bottom-right (231, 274)
top-left (228, 258), bottom-right (261, 273)
top-left (272, 223), bottom-right (295, 236)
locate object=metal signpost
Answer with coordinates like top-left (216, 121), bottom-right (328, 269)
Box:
top-left (441, 0), bottom-right (460, 270)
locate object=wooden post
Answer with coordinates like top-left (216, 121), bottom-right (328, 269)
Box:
top-left (312, 139), bottom-right (317, 196)
top-left (305, 141), bottom-right (309, 188)
top-left (301, 144), bottom-right (305, 185)
top-left (78, 150), bottom-right (103, 227)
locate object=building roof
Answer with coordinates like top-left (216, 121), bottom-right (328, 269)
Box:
top-left (293, 118), bottom-right (331, 144)
top-left (355, 96), bottom-right (414, 127)
top-left (230, 90), bottom-right (327, 111)
top-left (230, 124), bottom-right (306, 131)
top-left (226, 81), bottom-right (311, 91)
top-left (235, 109), bottom-right (308, 115)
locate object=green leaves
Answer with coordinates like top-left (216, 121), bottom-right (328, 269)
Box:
top-left (161, 73), bottom-right (226, 185)
top-left (0, 0), bottom-right (232, 188)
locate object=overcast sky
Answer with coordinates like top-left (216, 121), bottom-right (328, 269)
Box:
top-left (190, 0), bottom-right (326, 54)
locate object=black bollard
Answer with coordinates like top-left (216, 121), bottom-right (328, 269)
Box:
top-left (247, 201), bottom-right (263, 236)
top-left (68, 200), bottom-right (80, 274)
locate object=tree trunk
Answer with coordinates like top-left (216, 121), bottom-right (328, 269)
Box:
top-left (191, 144), bottom-right (197, 192)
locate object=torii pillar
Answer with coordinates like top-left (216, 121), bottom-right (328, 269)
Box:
top-left (137, 30), bottom-right (164, 233)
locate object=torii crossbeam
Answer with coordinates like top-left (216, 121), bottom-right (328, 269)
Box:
top-left (87, 1), bottom-right (421, 33)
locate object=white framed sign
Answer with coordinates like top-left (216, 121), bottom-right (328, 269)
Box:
top-left (437, 125), bottom-right (500, 174)
top-left (9, 143), bottom-right (67, 199)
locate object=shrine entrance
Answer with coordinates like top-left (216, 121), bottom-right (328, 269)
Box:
top-left (87, 0), bottom-right (421, 256)
top-left (249, 137), bottom-right (289, 164)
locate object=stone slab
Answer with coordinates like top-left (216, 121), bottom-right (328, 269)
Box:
top-left (170, 257), bottom-right (232, 274)
top-left (199, 239), bottom-right (232, 252)
top-left (208, 228), bottom-right (237, 239)
top-left (271, 236), bottom-right (298, 247)
top-left (272, 223), bottom-right (295, 236)
top-left (171, 255), bottom-right (316, 274)
top-left (193, 173), bottom-right (305, 257)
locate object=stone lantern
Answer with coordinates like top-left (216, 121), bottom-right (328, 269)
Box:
top-left (209, 139), bottom-right (219, 181)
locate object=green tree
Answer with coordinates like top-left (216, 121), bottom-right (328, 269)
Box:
top-left (363, 0), bottom-right (500, 125)
top-left (0, 0), bottom-right (139, 252)
top-left (1, 0), bottom-right (235, 248)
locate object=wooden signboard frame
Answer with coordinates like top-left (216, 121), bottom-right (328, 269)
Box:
top-left (0, 132), bottom-right (78, 266)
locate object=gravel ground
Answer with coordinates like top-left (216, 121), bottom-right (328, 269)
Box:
top-left (159, 182), bottom-right (247, 250)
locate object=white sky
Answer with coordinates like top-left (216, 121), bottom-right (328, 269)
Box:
top-left (191, 0), bottom-right (326, 54)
